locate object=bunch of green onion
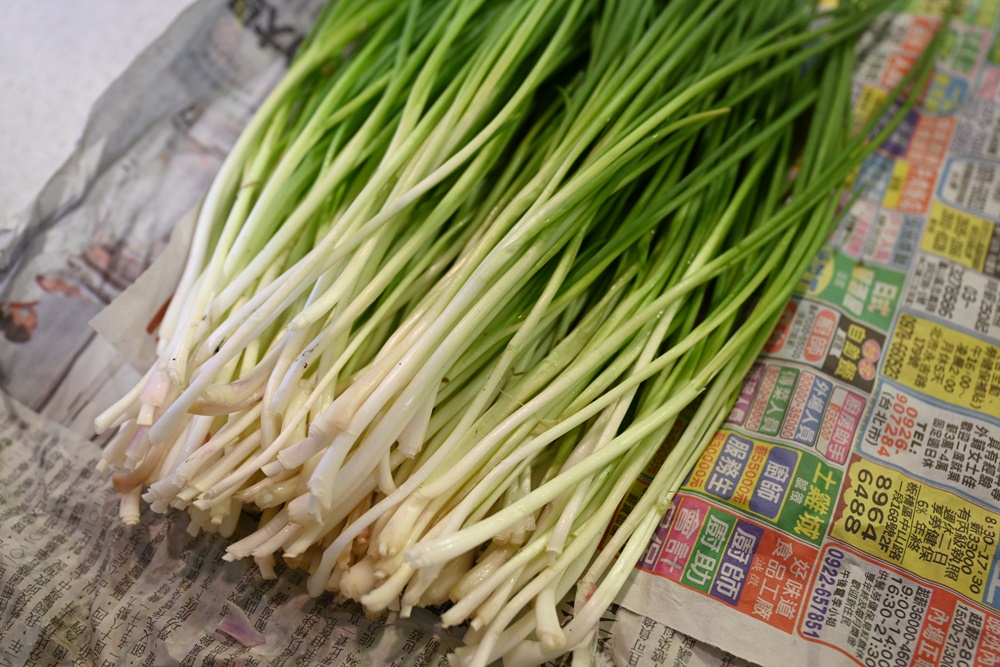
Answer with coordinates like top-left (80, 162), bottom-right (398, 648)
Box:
top-left (95, 0), bottom-right (941, 663)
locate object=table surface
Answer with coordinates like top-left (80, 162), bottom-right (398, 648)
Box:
top-left (0, 0), bottom-right (195, 222)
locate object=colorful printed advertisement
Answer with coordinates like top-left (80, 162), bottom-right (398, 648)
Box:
top-left (831, 456), bottom-right (1000, 608)
top-left (765, 298), bottom-right (886, 393)
top-left (836, 200), bottom-right (924, 271)
top-left (905, 251), bottom-right (1000, 341)
top-left (860, 383), bottom-right (1000, 507)
top-left (685, 431), bottom-right (843, 546)
top-left (799, 245), bottom-right (907, 331)
top-left (727, 362), bottom-right (865, 465)
top-left (640, 495), bottom-right (818, 635)
top-left (919, 200), bottom-right (1000, 278)
top-left (882, 313), bottom-right (1000, 415)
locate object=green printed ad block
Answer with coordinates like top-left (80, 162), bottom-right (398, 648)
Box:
top-left (798, 245), bottom-right (907, 331)
top-left (681, 507), bottom-right (738, 593)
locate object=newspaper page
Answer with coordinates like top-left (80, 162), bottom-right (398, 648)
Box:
top-left (0, 395), bottom-right (468, 666)
top-left (615, 3), bottom-right (1000, 666)
top-left (0, 0), bottom-right (324, 438)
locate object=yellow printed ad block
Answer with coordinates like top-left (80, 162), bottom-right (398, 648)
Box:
top-left (883, 314), bottom-right (1000, 415)
top-left (832, 457), bottom-right (1000, 603)
top-left (882, 160), bottom-right (909, 211)
top-left (852, 84), bottom-right (889, 135)
top-left (920, 201), bottom-right (994, 272)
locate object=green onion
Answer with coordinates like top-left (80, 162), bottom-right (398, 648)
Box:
top-left (96, 0), bottom-right (945, 664)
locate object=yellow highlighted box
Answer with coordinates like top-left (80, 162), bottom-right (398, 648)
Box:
top-left (832, 457), bottom-right (1000, 603)
top-left (882, 314), bottom-right (1000, 415)
top-left (921, 201), bottom-right (994, 272)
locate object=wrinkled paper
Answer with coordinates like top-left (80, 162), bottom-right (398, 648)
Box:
top-left (0, 396), bottom-right (465, 666)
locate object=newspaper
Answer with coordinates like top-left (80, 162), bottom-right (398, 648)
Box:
top-left (2, 0), bottom-right (996, 666)
top-left (0, 397), bottom-right (466, 666)
top-left (0, 0), bottom-right (322, 437)
top-left (615, 3), bottom-right (1000, 666)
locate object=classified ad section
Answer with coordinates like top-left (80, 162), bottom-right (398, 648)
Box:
top-left (616, 3), bottom-right (1000, 664)
top-left (797, 544), bottom-right (999, 667)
